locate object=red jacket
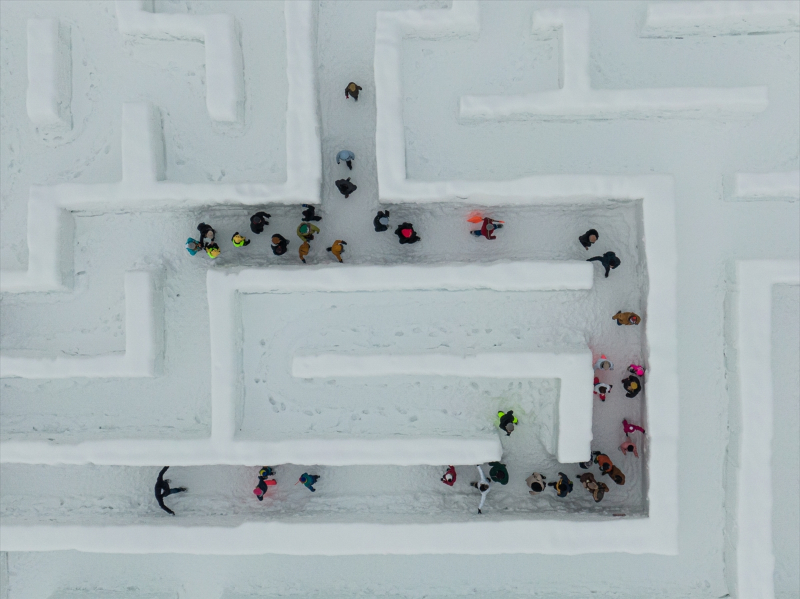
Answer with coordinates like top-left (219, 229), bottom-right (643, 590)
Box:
top-left (441, 466), bottom-right (456, 486)
top-left (480, 218), bottom-right (496, 240)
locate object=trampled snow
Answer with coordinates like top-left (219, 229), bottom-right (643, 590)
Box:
top-left (0, 0), bottom-right (798, 598)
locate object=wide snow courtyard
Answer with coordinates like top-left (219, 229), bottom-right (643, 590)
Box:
top-left (0, 1), bottom-right (798, 598)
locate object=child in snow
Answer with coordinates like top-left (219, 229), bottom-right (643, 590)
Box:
top-left (335, 178), bottom-right (357, 198)
top-left (548, 472), bottom-right (573, 498)
top-left (254, 466), bottom-right (277, 501)
top-left (345, 82), bottom-right (362, 100)
top-left (441, 465), bottom-right (457, 486)
top-left (205, 243), bottom-right (221, 259)
top-left (197, 223), bottom-right (216, 246)
top-left (577, 472), bottom-right (609, 503)
top-left (471, 217), bottom-right (503, 240)
top-left (327, 240), bottom-right (347, 263)
top-left (271, 234), bottom-right (289, 256)
top-left (594, 377), bottom-right (612, 401)
top-left (579, 229), bottom-right (599, 250)
top-left (395, 222), bottom-right (420, 244)
top-left (301, 204), bottom-right (322, 222)
top-left (526, 472), bottom-right (547, 495)
top-left (186, 238), bottom-right (203, 255)
top-left (374, 210), bottom-right (390, 232)
top-left (470, 465), bottom-right (492, 513)
top-left (336, 150), bottom-right (355, 169)
top-left (587, 251), bottom-right (621, 277)
top-left (299, 240), bottom-right (310, 264)
top-left (623, 419), bottom-right (645, 435)
top-left (613, 311), bottom-right (641, 326)
top-left (249, 212), bottom-right (271, 234)
top-left (593, 355), bottom-right (614, 371)
top-left (297, 222), bottom-right (320, 242)
top-left (154, 466), bottom-right (186, 516)
top-left (628, 363), bottom-right (645, 377)
top-left (231, 232), bottom-right (250, 247)
top-left (621, 375), bottom-right (641, 398)
top-left (297, 473), bottom-right (320, 492)
top-left (488, 461), bottom-right (509, 485)
top-left (619, 439), bottom-right (638, 457)
top-left (498, 410), bottom-right (517, 436)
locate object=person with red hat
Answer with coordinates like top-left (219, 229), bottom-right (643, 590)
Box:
top-left (395, 222), bottom-right (420, 244)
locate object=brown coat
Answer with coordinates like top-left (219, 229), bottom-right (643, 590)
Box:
top-left (327, 240), bottom-right (346, 263)
top-left (613, 311), bottom-right (641, 326)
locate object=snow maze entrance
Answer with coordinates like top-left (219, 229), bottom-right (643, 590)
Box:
top-left (1, 1), bottom-right (799, 598)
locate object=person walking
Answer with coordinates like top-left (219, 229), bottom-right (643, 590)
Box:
top-left (253, 466), bottom-right (277, 501)
top-left (619, 439), bottom-right (638, 457)
top-left (498, 410), bottom-right (517, 436)
top-left (327, 240), bottom-right (347, 263)
top-left (547, 472), bottom-right (573, 498)
top-left (612, 311), bottom-right (641, 326)
top-left (249, 212), bottom-right (271, 234)
top-left (297, 222), bottom-right (320, 243)
top-left (577, 472), bottom-right (609, 502)
top-left (470, 465), bottom-right (492, 514)
top-left (154, 466), bottom-right (186, 515)
top-left (579, 229), bottom-right (599, 250)
top-left (271, 234), bottom-right (289, 256)
top-left (373, 210), bottom-right (390, 232)
top-left (623, 419), bottom-right (645, 435)
top-left (441, 465), bottom-right (457, 486)
top-left (488, 461), bottom-right (509, 485)
top-left (336, 150), bottom-right (355, 170)
top-left (299, 240), bottom-right (310, 264)
top-left (301, 204), bottom-right (322, 222)
top-left (594, 377), bottom-right (612, 401)
top-left (197, 223), bottom-right (216, 246)
top-left (335, 178), bottom-right (357, 198)
top-left (526, 472), bottom-right (547, 495)
top-left (587, 251), bottom-right (621, 277)
top-left (231, 232), bottom-right (250, 247)
top-left (593, 355), bottom-right (614, 371)
top-left (621, 375), bottom-right (642, 398)
top-left (297, 473), bottom-right (320, 492)
top-left (186, 238), bottom-right (203, 255)
top-left (345, 82), bottom-right (362, 101)
top-left (395, 222), bottom-right (420, 244)
top-left (628, 363), bottom-right (645, 377)
top-left (592, 451), bottom-right (614, 475)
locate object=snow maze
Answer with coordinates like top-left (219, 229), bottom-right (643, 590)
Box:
top-left (0, 1), bottom-right (798, 598)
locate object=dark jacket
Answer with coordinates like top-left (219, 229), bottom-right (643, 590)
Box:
top-left (395, 223), bottom-right (420, 244)
top-left (345, 82), bottom-right (362, 100)
top-left (622, 375), bottom-right (642, 398)
top-left (197, 223), bottom-right (216, 246)
top-left (550, 472), bottom-right (573, 497)
top-left (579, 229), bottom-right (598, 249)
top-left (498, 410), bottom-right (517, 434)
top-left (301, 205), bottom-right (322, 222)
top-left (335, 178), bottom-right (357, 197)
top-left (249, 212), bottom-right (271, 234)
top-left (374, 210), bottom-right (390, 232)
top-left (271, 234), bottom-right (289, 256)
top-left (488, 462), bottom-right (509, 485)
top-left (155, 466), bottom-right (174, 515)
top-left (587, 251), bottom-right (621, 278)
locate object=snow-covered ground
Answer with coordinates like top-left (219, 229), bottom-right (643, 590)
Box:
top-left (1, 1), bottom-right (799, 598)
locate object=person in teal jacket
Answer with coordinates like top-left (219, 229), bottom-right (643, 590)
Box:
top-left (186, 238), bottom-right (203, 255)
top-left (297, 473), bottom-right (320, 492)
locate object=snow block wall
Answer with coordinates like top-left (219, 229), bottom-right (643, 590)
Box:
top-left (0, 0), bottom-right (798, 597)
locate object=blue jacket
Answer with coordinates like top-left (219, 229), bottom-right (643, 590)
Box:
top-left (299, 473), bottom-right (317, 491)
top-left (336, 150), bottom-right (355, 163)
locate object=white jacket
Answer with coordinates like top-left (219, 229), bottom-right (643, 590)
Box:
top-left (477, 466), bottom-right (492, 510)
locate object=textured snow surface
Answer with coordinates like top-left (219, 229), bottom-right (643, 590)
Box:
top-left (0, 0), bottom-right (799, 598)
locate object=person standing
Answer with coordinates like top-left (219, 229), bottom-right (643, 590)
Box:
top-left (547, 472), bottom-right (574, 498)
top-left (498, 410), bottom-right (517, 436)
top-left (336, 150), bottom-right (355, 170)
top-left (335, 178), bottom-right (357, 198)
top-left (587, 251), bottom-right (621, 278)
top-left (526, 472), bottom-right (547, 495)
top-left (271, 234), bottom-right (289, 256)
top-left (441, 465), bottom-right (457, 486)
top-left (297, 473), bottom-right (320, 492)
top-left (579, 229), bottom-right (599, 250)
top-left (373, 210), bottom-right (390, 232)
top-left (301, 204), bottom-right (322, 222)
top-left (395, 222), bottom-right (420, 244)
top-left (345, 82), bottom-right (362, 101)
top-left (249, 212), bottom-right (271, 234)
top-left (231, 232), bottom-right (250, 247)
top-left (488, 461), bottom-right (509, 485)
top-left (297, 222), bottom-right (320, 243)
top-left (299, 240), bottom-right (310, 264)
top-left (612, 311), bottom-right (641, 326)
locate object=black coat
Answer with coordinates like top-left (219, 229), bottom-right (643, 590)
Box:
top-left (587, 251), bottom-right (621, 277)
top-left (579, 229), bottom-right (598, 249)
top-left (335, 178), bottom-right (357, 196)
top-left (250, 212), bottom-right (271, 234)
top-left (374, 210), bottom-right (389, 232)
top-left (197, 223), bottom-right (216, 245)
top-left (271, 235), bottom-right (289, 256)
top-left (622, 375), bottom-right (642, 398)
top-left (395, 223), bottom-right (420, 244)
top-left (155, 466), bottom-right (174, 515)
